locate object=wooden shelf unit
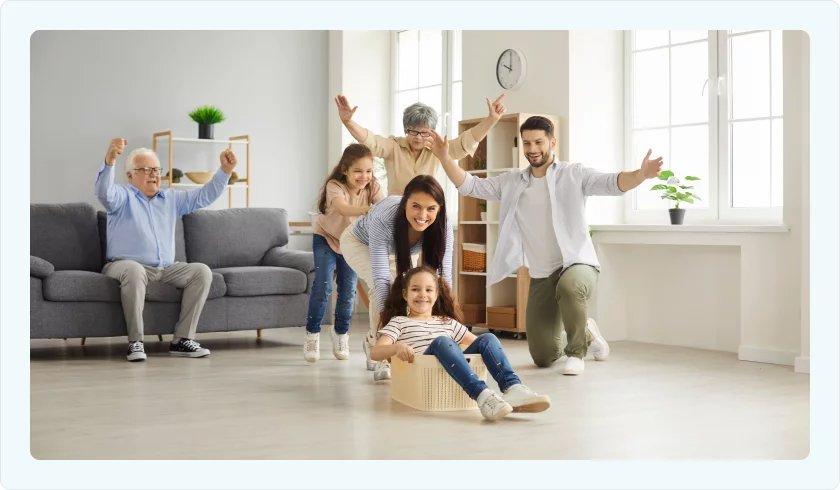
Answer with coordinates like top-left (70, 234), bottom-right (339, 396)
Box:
top-left (152, 131), bottom-right (251, 208)
top-left (455, 113), bottom-right (561, 334)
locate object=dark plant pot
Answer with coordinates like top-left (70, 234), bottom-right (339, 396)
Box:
top-left (669, 208), bottom-right (686, 225)
top-left (198, 123), bottom-right (214, 140)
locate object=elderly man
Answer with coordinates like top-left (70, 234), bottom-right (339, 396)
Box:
top-left (94, 138), bottom-right (237, 361)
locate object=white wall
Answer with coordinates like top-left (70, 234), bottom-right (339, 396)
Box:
top-left (31, 30), bottom-right (328, 252)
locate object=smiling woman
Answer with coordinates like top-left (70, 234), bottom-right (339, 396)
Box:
top-left (339, 175), bottom-right (454, 382)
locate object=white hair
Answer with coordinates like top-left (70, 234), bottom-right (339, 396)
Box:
top-left (124, 148), bottom-right (161, 174)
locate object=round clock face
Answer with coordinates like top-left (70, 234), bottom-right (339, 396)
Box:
top-left (496, 48), bottom-right (526, 90)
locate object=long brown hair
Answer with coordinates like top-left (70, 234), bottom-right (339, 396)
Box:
top-left (380, 266), bottom-right (463, 329)
top-left (317, 143), bottom-right (380, 214)
top-left (394, 175), bottom-right (448, 280)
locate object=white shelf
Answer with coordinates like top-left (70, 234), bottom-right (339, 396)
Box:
top-left (172, 183), bottom-right (248, 188)
top-left (460, 221), bottom-right (499, 225)
top-left (157, 137), bottom-right (249, 145)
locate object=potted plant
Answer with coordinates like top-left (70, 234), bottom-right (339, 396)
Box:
top-left (479, 203), bottom-right (487, 222)
top-left (188, 105), bottom-right (226, 140)
top-left (650, 170), bottom-right (701, 225)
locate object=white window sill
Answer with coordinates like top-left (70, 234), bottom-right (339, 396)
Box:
top-left (590, 224), bottom-right (789, 233)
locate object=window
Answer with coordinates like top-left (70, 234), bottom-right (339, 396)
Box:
top-left (393, 30), bottom-right (462, 225)
top-left (626, 30), bottom-right (784, 223)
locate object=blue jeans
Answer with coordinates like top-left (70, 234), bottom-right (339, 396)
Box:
top-left (423, 333), bottom-right (521, 400)
top-left (305, 234), bottom-right (358, 334)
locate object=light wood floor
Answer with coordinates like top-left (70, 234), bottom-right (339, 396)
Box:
top-left (30, 317), bottom-right (809, 460)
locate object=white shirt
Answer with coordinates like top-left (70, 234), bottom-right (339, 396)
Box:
top-left (378, 316), bottom-right (469, 354)
top-left (457, 157), bottom-right (625, 285)
top-left (515, 174), bottom-right (564, 278)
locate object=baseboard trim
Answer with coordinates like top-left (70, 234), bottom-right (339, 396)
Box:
top-left (738, 346), bottom-right (796, 366)
top-left (794, 356), bottom-right (810, 374)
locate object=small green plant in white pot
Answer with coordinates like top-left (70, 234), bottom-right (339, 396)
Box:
top-left (650, 170), bottom-right (701, 225)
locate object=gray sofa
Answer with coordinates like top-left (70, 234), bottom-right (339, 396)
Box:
top-left (30, 203), bottom-right (324, 340)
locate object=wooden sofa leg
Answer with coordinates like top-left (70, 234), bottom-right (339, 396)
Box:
top-left (257, 329), bottom-right (263, 339)
top-left (80, 337), bottom-right (86, 346)
top-left (158, 335), bottom-right (164, 342)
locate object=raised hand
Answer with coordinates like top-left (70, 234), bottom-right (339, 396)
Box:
top-left (640, 149), bottom-right (664, 179)
top-left (427, 129), bottom-right (450, 161)
top-left (105, 138), bottom-right (127, 167)
top-left (486, 93), bottom-right (506, 122)
top-left (334, 94), bottom-right (358, 123)
top-left (220, 148), bottom-right (238, 174)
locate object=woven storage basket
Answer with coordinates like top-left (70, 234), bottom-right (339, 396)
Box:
top-left (391, 354), bottom-right (488, 411)
top-left (462, 243), bottom-right (486, 272)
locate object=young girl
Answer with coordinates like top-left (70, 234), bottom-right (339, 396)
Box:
top-left (370, 266), bottom-right (551, 421)
top-left (305, 144), bottom-right (384, 363)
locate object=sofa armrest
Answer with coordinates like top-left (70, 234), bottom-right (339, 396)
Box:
top-left (30, 255), bottom-right (55, 278)
top-left (261, 246), bottom-right (315, 274)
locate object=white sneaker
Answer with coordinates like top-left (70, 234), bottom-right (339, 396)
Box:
top-left (362, 335), bottom-right (376, 371)
top-left (126, 341), bottom-right (146, 362)
top-left (373, 359), bottom-right (391, 381)
top-left (587, 318), bottom-right (610, 361)
top-left (329, 328), bottom-right (350, 360)
top-left (502, 384), bottom-right (551, 413)
top-left (303, 331), bottom-right (320, 363)
top-left (477, 389), bottom-right (513, 421)
top-left (563, 356), bottom-right (585, 375)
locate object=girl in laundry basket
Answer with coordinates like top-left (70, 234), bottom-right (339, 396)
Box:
top-left (304, 144), bottom-right (385, 363)
top-left (370, 266), bottom-right (551, 421)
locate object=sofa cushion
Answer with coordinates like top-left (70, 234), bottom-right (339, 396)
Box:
top-left (42, 270), bottom-right (227, 302)
top-left (98, 211), bottom-right (187, 265)
top-left (213, 266), bottom-right (307, 296)
top-left (31, 203), bottom-right (102, 272)
top-left (30, 255), bottom-right (55, 278)
top-left (183, 208), bottom-right (289, 269)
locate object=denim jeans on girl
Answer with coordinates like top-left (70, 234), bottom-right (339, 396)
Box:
top-left (423, 333), bottom-right (521, 399)
top-left (305, 234), bottom-right (358, 334)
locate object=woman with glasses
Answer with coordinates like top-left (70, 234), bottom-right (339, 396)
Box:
top-left (334, 93), bottom-right (507, 196)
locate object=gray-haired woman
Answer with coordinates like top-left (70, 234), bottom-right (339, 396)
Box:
top-left (335, 94), bottom-right (506, 196)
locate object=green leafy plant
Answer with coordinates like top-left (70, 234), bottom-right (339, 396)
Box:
top-left (479, 203), bottom-right (487, 212)
top-left (188, 105), bottom-right (226, 125)
top-left (650, 170), bottom-right (701, 209)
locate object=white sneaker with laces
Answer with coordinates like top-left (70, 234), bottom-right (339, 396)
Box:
top-left (502, 384), bottom-right (551, 413)
top-left (329, 328), bottom-right (349, 360)
top-left (373, 359), bottom-right (391, 381)
top-left (126, 341), bottom-right (146, 362)
top-left (563, 356), bottom-right (585, 375)
top-left (362, 334), bottom-right (376, 371)
top-left (586, 318), bottom-right (610, 361)
top-left (303, 331), bottom-right (320, 363)
top-left (477, 389), bottom-right (513, 421)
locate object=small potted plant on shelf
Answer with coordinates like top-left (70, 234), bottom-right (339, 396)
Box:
top-left (479, 203), bottom-right (487, 222)
top-left (188, 105), bottom-right (226, 140)
top-left (650, 170), bottom-right (701, 225)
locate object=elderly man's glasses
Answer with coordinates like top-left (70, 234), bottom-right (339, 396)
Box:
top-left (131, 167), bottom-right (162, 176)
top-left (405, 129), bottom-right (431, 138)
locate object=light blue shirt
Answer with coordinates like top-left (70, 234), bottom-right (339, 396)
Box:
top-left (457, 157), bottom-right (624, 285)
top-left (94, 163), bottom-right (229, 267)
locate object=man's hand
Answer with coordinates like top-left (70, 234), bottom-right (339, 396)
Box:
top-left (427, 129), bottom-right (450, 161)
top-left (640, 149), bottom-right (664, 179)
top-left (486, 93), bottom-right (506, 123)
top-left (220, 149), bottom-right (238, 174)
top-left (335, 95), bottom-right (358, 123)
top-left (394, 343), bottom-right (415, 363)
top-left (105, 138), bottom-right (126, 167)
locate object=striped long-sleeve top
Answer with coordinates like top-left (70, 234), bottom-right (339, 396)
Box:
top-left (351, 195), bottom-right (453, 312)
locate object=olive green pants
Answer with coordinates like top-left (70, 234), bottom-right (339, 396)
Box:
top-left (526, 264), bottom-right (598, 366)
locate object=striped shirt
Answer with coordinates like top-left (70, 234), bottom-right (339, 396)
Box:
top-left (378, 316), bottom-right (469, 354)
top-left (351, 196), bottom-right (453, 312)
